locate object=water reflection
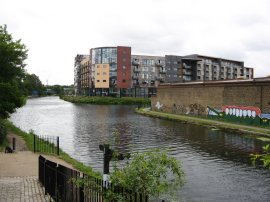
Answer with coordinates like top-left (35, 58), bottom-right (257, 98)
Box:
top-left (10, 96), bottom-right (270, 202)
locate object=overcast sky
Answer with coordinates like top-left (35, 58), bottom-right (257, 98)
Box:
top-left (1, 0), bottom-right (270, 85)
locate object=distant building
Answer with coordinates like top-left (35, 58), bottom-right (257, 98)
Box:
top-left (74, 47), bottom-right (255, 97)
top-left (165, 54), bottom-right (253, 83)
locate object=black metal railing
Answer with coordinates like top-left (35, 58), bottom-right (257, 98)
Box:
top-left (34, 135), bottom-right (59, 155)
top-left (39, 155), bottom-right (155, 202)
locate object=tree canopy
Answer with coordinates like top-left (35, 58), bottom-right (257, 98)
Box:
top-left (0, 25), bottom-right (28, 118)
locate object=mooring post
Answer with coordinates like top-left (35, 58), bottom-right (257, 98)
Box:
top-left (12, 137), bottom-right (16, 151)
top-left (57, 136), bottom-right (59, 155)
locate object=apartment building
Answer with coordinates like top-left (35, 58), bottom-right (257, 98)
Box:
top-left (74, 47), bottom-right (255, 96)
top-left (165, 54), bottom-right (254, 83)
top-left (74, 54), bottom-right (89, 95)
top-left (131, 55), bottom-right (165, 97)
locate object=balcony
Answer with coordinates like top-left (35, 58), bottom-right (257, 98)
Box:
top-left (133, 68), bottom-right (140, 73)
top-left (132, 60), bottom-right (140, 66)
top-left (183, 63), bottom-right (191, 69)
top-left (159, 68), bottom-right (166, 74)
top-left (155, 76), bottom-right (165, 82)
top-left (132, 75), bottom-right (139, 80)
top-left (183, 70), bottom-right (192, 75)
top-left (155, 61), bottom-right (164, 67)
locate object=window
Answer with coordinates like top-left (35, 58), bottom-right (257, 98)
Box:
top-left (103, 80), bottom-right (106, 82)
top-left (97, 80), bottom-right (100, 82)
top-left (174, 68), bottom-right (177, 71)
top-left (103, 65), bottom-right (106, 68)
top-left (97, 65), bottom-right (100, 68)
top-left (97, 73), bottom-right (100, 75)
top-left (173, 61), bottom-right (178, 65)
top-left (123, 66), bottom-right (126, 69)
top-left (103, 72), bottom-right (106, 75)
top-left (123, 58), bottom-right (126, 62)
top-left (122, 79), bottom-right (126, 83)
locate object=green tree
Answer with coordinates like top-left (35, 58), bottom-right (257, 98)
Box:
top-left (107, 149), bottom-right (185, 201)
top-left (0, 24), bottom-right (27, 118)
top-left (23, 73), bottom-right (45, 96)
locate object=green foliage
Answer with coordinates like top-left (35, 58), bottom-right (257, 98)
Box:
top-left (22, 73), bottom-right (45, 96)
top-left (108, 149), bottom-right (185, 201)
top-left (61, 95), bottom-right (151, 105)
top-left (250, 144), bottom-right (270, 169)
top-left (0, 24), bottom-right (28, 118)
top-left (0, 119), bottom-right (7, 145)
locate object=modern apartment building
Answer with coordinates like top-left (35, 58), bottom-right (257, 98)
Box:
top-left (74, 54), bottom-right (89, 95)
top-left (131, 55), bottom-right (165, 97)
top-left (74, 47), bottom-right (255, 96)
top-left (165, 54), bottom-right (254, 83)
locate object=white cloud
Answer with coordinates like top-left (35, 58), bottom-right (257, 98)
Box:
top-left (1, 0), bottom-right (270, 84)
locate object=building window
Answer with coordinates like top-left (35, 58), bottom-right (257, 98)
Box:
top-left (123, 66), bottom-right (126, 69)
top-left (122, 79), bottom-right (126, 83)
top-left (103, 72), bottom-right (106, 75)
top-left (97, 73), bottom-right (100, 75)
top-left (173, 61), bottom-right (178, 65)
top-left (97, 80), bottom-right (100, 82)
top-left (97, 65), bottom-right (100, 68)
top-left (174, 68), bottom-right (177, 71)
top-left (103, 80), bottom-right (106, 82)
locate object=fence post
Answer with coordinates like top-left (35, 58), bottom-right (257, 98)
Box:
top-left (57, 136), bottom-right (59, 155)
top-left (34, 134), bottom-right (36, 153)
top-left (12, 137), bottom-right (16, 151)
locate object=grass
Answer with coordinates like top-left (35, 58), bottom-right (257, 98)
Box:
top-left (61, 95), bottom-right (150, 106)
top-left (3, 119), bottom-right (101, 178)
top-left (136, 108), bottom-right (270, 137)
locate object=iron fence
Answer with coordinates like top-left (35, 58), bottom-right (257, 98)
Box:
top-left (34, 135), bottom-right (59, 155)
top-left (39, 155), bottom-right (154, 202)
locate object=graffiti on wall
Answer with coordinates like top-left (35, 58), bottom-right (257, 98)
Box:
top-left (221, 106), bottom-right (261, 118)
top-left (207, 105), bottom-right (270, 127)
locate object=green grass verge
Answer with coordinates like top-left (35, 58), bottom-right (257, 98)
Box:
top-left (61, 95), bottom-right (150, 105)
top-left (3, 120), bottom-right (101, 178)
top-left (136, 108), bottom-right (270, 137)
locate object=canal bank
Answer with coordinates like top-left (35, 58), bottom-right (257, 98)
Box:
top-left (136, 108), bottom-right (270, 138)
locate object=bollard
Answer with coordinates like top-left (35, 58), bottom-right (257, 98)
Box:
top-left (12, 137), bottom-right (16, 151)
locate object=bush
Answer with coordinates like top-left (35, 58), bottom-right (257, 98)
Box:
top-left (0, 119), bottom-right (7, 144)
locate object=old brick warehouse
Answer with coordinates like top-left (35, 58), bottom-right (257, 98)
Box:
top-left (151, 77), bottom-right (270, 115)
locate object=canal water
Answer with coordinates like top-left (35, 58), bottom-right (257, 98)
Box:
top-left (10, 96), bottom-right (270, 202)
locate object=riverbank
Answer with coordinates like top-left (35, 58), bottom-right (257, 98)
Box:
top-left (136, 108), bottom-right (270, 138)
top-left (3, 120), bottom-right (101, 178)
top-left (61, 95), bottom-right (150, 105)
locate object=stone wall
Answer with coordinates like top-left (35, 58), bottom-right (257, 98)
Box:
top-left (151, 79), bottom-right (270, 115)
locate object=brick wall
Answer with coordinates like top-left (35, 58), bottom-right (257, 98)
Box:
top-left (151, 80), bottom-right (270, 115)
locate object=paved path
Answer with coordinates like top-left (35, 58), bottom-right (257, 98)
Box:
top-left (0, 176), bottom-right (50, 202)
top-left (0, 133), bottom-right (74, 201)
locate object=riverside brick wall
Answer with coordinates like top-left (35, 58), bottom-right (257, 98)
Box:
top-left (151, 79), bottom-right (270, 115)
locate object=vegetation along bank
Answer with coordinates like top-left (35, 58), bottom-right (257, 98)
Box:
top-left (136, 108), bottom-right (270, 138)
top-left (61, 95), bottom-right (150, 105)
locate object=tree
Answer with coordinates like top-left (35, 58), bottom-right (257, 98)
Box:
top-left (0, 24), bottom-right (28, 118)
top-left (23, 73), bottom-right (45, 96)
top-left (106, 149), bottom-right (185, 201)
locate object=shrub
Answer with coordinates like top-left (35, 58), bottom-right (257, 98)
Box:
top-left (0, 119), bottom-right (7, 144)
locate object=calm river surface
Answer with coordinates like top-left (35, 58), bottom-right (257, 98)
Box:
top-left (10, 96), bottom-right (270, 202)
